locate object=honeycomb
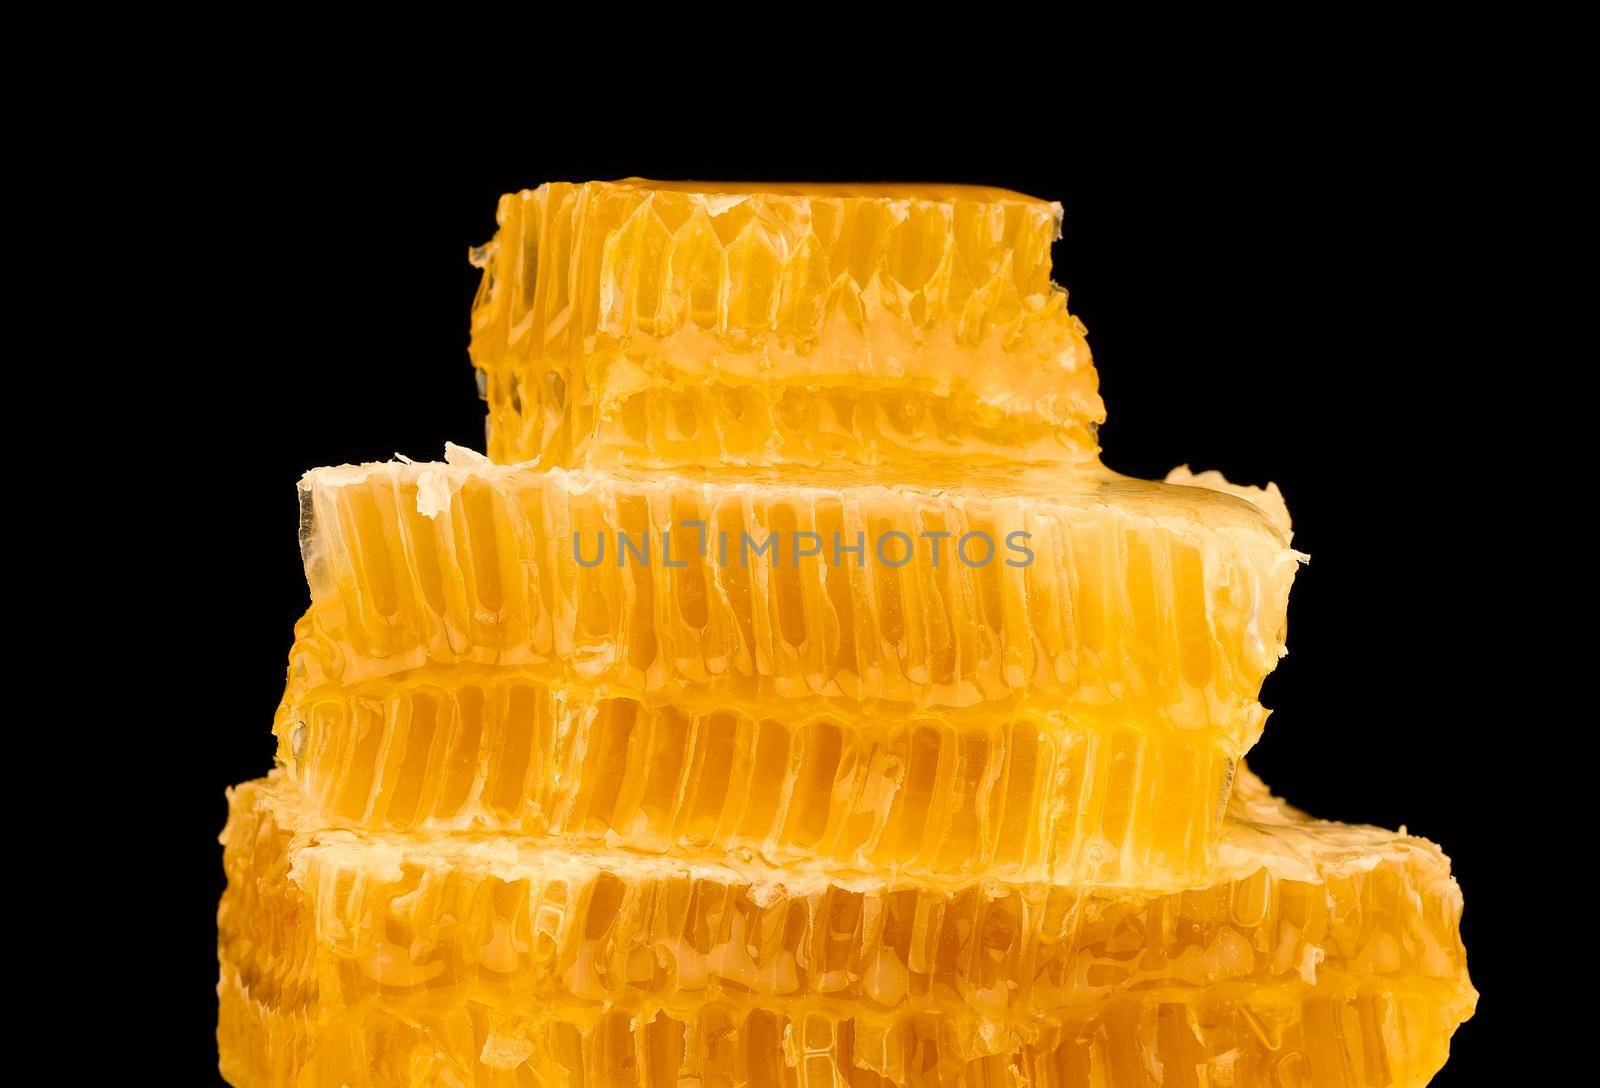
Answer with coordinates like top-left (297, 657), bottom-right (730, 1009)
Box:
top-left (288, 449), bottom-right (1299, 733)
top-left (219, 180), bottom-right (1472, 1085)
top-left (218, 769), bottom-right (1473, 1086)
top-left (278, 674), bottom-right (1237, 887)
top-left (220, 983), bottom-right (1465, 1088)
top-left (469, 180), bottom-right (1103, 472)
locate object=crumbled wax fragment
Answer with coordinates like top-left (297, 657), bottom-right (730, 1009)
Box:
top-left (1166, 464), bottom-right (1294, 542)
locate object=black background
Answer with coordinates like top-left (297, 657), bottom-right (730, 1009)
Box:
top-left (151, 76), bottom-right (1521, 1084)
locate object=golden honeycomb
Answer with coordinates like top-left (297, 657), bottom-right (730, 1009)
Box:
top-left (219, 180), bottom-right (1472, 1085)
top-left (278, 674), bottom-right (1236, 888)
top-left (287, 450), bottom-right (1299, 734)
top-left (218, 769), bottom-right (1473, 1087)
top-left (220, 986), bottom-right (1464, 1088)
top-left (469, 180), bottom-right (1103, 472)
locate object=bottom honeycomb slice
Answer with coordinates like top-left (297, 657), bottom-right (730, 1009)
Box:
top-left (219, 964), bottom-right (1468, 1088)
top-left (484, 371), bottom-right (1107, 476)
top-left (218, 770), bottom-right (1474, 1086)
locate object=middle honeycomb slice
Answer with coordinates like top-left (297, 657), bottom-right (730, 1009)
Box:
top-left (289, 446), bottom-right (1300, 731)
top-left (280, 445), bottom-right (1300, 887)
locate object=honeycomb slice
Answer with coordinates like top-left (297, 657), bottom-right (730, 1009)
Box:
top-left (217, 771), bottom-right (1474, 1087)
top-left (289, 446), bottom-right (1301, 741)
top-left (469, 180), bottom-right (1103, 471)
top-left (219, 974), bottom-right (1469, 1088)
top-left (277, 673), bottom-right (1234, 888)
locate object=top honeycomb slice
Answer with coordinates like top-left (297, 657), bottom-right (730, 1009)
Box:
top-left (470, 180), bottom-right (1103, 472)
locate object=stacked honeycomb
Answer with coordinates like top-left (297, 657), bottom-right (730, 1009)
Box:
top-left (219, 180), bottom-right (1475, 1086)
